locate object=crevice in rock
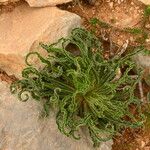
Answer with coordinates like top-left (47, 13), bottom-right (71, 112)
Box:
top-left (0, 68), bottom-right (17, 83)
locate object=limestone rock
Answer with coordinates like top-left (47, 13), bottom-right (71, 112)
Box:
top-left (0, 0), bottom-right (19, 5)
top-left (0, 0), bottom-right (72, 6)
top-left (0, 0), bottom-right (8, 2)
top-left (135, 54), bottom-right (150, 68)
top-left (138, 0), bottom-right (150, 5)
top-left (133, 54), bottom-right (150, 85)
top-left (25, 0), bottom-right (72, 7)
top-left (0, 81), bottom-right (113, 150)
top-left (0, 3), bottom-right (81, 78)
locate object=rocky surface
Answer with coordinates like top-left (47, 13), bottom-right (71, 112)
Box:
top-left (0, 0), bottom-right (9, 2)
top-left (25, 0), bottom-right (72, 7)
top-left (0, 3), bottom-right (81, 78)
top-left (0, 81), bottom-right (113, 150)
top-left (138, 0), bottom-right (150, 5)
top-left (0, 0), bottom-right (18, 4)
top-left (133, 53), bottom-right (150, 85)
top-left (0, 0), bottom-right (72, 6)
top-left (0, 0), bottom-right (20, 5)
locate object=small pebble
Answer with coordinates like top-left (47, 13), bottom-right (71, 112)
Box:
top-left (109, 2), bottom-right (113, 8)
top-left (141, 141), bottom-right (146, 148)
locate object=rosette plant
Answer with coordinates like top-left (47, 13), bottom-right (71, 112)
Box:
top-left (11, 28), bottom-right (144, 147)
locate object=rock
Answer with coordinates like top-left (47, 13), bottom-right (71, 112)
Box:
top-left (133, 54), bottom-right (150, 86)
top-left (135, 54), bottom-right (150, 69)
top-left (0, 81), bottom-right (113, 150)
top-left (138, 0), bottom-right (150, 5)
top-left (25, 0), bottom-right (72, 7)
top-left (0, 0), bottom-right (72, 6)
top-left (0, 3), bottom-right (81, 78)
top-left (0, 0), bottom-right (19, 5)
top-left (0, 0), bottom-right (8, 2)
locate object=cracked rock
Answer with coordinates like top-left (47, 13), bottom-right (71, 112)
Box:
top-left (0, 3), bottom-right (81, 78)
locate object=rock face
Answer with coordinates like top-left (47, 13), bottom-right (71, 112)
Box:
top-left (0, 81), bottom-right (113, 150)
top-left (0, 0), bottom-right (8, 2)
top-left (133, 54), bottom-right (150, 85)
top-left (138, 0), bottom-right (150, 5)
top-left (0, 3), bottom-right (81, 78)
top-left (0, 0), bottom-right (72, 6)
top-left (0, 0), bottom-right (19, 4)
top-left (25, 0), bottom-right (72, 7)
top-left (135, 54), bottom-right (150, 69)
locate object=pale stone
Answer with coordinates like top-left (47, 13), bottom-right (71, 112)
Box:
top-left (25, 0), bottom-right (72, 7)
top-left (0, 0), bottom-right (72, 6)
top-left (0, 0), bottom-right (19, 4)
top-left (134, 54), bottom-right (150, 68)
top-left (0, 3), bottom-right (81, 78)
top-left (133, 54), bottom-right (150, 85)
top-left (0, 0), bottom-right (8, 2)
top-left (138, 0), bottom-right (150, 5)
top-left (0, 81), bottom-right (113, 150)
top-left (133, 53), bottom-right (150, 77)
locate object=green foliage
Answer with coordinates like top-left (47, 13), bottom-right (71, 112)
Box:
top-left (124, 27), bottom-right (148, 44)
top-left (144, 5), bottom-right (150, 17)
top-left (124, 28), bottom-right (143, 35)
top-left (90, 18), bottom-right (112, 28)
top-left (141, 48), bottom-right (150, 56)
top-left (135, 33), bottom-right (148, 44)
top-left (10, 28), bottom-right (144, 147)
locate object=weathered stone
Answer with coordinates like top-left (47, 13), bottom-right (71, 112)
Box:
top-left (0, 0), bottom-right (19, 5)
top-left (25, 0), bottom-right (72, 7)
top-left (134, 54), bottom-right (150, 68)
top-left (0, 0), bottom-right (8, 2)
top-left (133, 54), bottom-right (150, 85)
top-left (0, 0), bottom-right (72, 6)
top-left (0, 81), bottom-right (113, 150)
top-left (138, 0), bottom-right (150, 5)
top-left (0, 3), bottom-right (81, 78)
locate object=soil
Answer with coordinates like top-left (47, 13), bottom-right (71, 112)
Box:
top-left (0, 0), bottom-right (150, 150)
top-left (59, 0), bottom-right (150, 48)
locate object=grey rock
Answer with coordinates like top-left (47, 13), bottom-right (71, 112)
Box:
top-left (0, 81), bottom-right (113, 150)
top-left (133, 53), bottom-right (150, 85)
